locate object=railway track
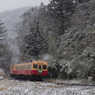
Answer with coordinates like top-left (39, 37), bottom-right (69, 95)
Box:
top-left (54, 82), bottom-right (95, 87)
top-left (9, 76), bottom-right (95, 87)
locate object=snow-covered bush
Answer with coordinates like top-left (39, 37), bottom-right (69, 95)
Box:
top-left (47, 60), bottom-right (62, 79)
top-left (0, 76), bottom-right (4, 80)
top-left (70, 61), bottom-right (91, 79)
top-left (0, 68), bottom-right (6, 78)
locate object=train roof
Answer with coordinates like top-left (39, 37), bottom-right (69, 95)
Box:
top-left (10, 60), bottom-right (48, 66)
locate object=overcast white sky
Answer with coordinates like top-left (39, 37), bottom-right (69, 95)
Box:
top-left (0, 0), bottom-right (49, 12)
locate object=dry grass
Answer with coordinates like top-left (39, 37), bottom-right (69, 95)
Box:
top-left (0, 79), bottom-right (20, 91)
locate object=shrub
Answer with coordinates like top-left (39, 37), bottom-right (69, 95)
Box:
top-left (47, 62), bottom-right (62, 79)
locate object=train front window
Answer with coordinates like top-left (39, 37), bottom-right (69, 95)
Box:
top-left (43, 65), bottom-right (46, 69)
top-left (39, 65), bottom-right (41, 69)
top-left (33, 64), bottom-right (37, 69)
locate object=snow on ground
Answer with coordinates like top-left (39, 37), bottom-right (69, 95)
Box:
top-left (0, 79), bottom-right (95, 95)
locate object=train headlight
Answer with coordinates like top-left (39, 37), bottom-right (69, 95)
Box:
top-left (44, 62), bottom-right (46, 64)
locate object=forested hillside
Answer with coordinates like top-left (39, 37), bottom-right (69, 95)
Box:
top-left (0, 7), bottom-right (30, 38)
top-left (0, 7), bottom-right (31, 72)
top-left (15, 0), bottom-right (95, 79)
top-left (0, 0), bottom-right (95, 80)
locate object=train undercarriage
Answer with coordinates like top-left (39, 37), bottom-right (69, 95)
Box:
top-left (10, 74), bottom-right (45, 81)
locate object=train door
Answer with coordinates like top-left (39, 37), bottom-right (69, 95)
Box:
top-left (37, 64), bottom-right (42, 74)
top-left (39, 65), bottom-right (42, 69)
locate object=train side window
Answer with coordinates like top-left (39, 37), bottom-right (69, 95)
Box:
top-left (23, 65), bottom-right (26, 70)
top-left (17, 66), bottom-right (19, 70)
top-left (18, 66), bottom-right (20, 70)
top-left (21, 66), bottom-right (23, 70)
top-left (20, 66), bottom-right (22, 70)
top-left (19, 66), bottom-right (21, 70)
top-left (22, 65), bottom-right (24, 69)
top-left (22, 66), bottom-right (23, 69)
top-left (23, 65), bottom-right (24, 70)
top-left (27, 65), bottom-right (31, 70)
top-left (25, 65), bottom-right (27, 70)
top-left (27, 65), bottom-right (29, 70)
top-left (43, 65), bottom-right (47, 69)
top-left (17, 66), bottom-right (18, 70)
top-left (15, 66), bottom-right (17, 70)
top-left (29, 65), bottom-right (31, 70)
top-left (23, 65), bottom-right (25, 69)
top-left (33, 64), bottom-right (37, 69)
top-left (20, 66), bottom-right (21, 69)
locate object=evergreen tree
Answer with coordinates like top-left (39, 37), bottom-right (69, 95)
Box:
top-left (0, 20), bottom-right (6, 40)
top-left (0, 20), bottom-right (12, 71)
top-left (47, 0), bottom-right (75, 35)
top-left (21, 21), bottom-right (46, 58)
top-left (0, 20), bottom-right (6, 58)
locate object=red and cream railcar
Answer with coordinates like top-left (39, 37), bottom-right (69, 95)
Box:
top-left (10, 61), bottom-right (48, 80)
